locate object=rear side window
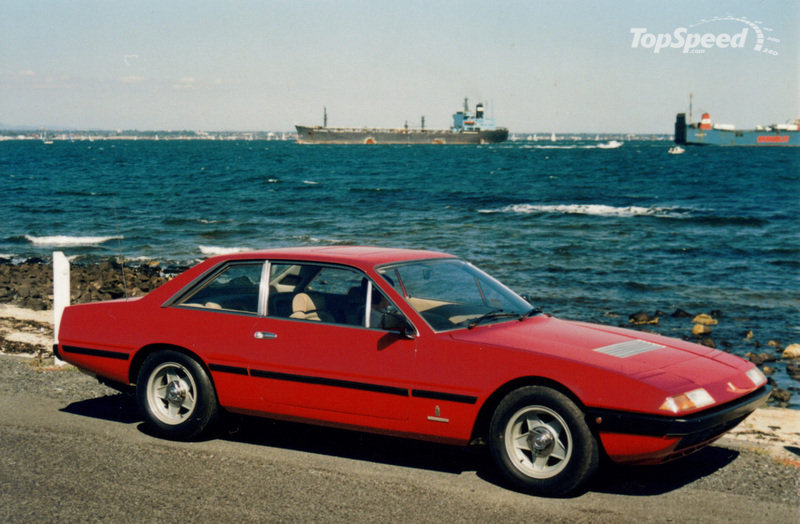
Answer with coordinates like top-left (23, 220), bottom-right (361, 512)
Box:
top-left (175, 262), bottom-right (264, 314)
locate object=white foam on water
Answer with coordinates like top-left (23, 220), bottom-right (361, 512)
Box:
top-left (25, 234), bottom-right (123, 246)
top-left (519, 142), bottom-right (622, 150)
top-left (478, 204), bottom-right (686, 218)
top-left (198, 245), bottom-right (248, 256)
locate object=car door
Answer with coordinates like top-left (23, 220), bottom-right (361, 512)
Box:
top-left (244, 262), bottom-right (415, 421)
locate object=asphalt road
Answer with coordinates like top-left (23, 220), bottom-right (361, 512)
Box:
top-left (0, 358), bottom-right (798, 523)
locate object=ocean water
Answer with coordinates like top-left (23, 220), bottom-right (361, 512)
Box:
top-left (1, 139), bottom-right (798, 403)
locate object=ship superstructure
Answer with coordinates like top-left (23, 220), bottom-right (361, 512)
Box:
top-left (674, 112), bottom-right (799, 146)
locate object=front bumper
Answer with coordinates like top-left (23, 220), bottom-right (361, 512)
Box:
top-left (587, 386), bottom-right (770, 463)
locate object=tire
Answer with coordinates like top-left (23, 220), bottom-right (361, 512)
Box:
top-left (136, 350), bottom-right (218, 440)
top-left (489, 386), bottom-right (599, 496)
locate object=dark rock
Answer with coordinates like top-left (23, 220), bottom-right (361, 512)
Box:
top-left (21, 297), bottom-right (46, 310)
top-left (770, 388), bottom-right (791, 405)
top-left (787, 363), bottom-right (800, 382)
top-left (671, 308), bottom-right (693, 318)
top-left (746, 352), bottom-right (777, 366)
top-left (700, 337), bottom-right (716, 349)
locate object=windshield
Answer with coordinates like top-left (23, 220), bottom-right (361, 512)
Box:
top-left (377, 258), bottom-right (534, 331)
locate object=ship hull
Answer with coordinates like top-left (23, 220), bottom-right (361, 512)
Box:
top-left (675, 113), bottom-right (799, 146)
top-left (296, 125), bottom-right (508, 145)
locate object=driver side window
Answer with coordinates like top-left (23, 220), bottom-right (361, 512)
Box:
top-left (267, 262), bottom-right (406, 331)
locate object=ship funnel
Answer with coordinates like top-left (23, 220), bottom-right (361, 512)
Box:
top-left (700, 112), bottom-right (711, 130)
top-left (476, 103), bottom-right (484, 119)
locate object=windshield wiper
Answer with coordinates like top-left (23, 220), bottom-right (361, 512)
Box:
top-left (519, 307), bottom-right (542, 320)
top-left (467, 310), bottom-right (522, 329)
top-left (468, 307), bottom-right (543, 329)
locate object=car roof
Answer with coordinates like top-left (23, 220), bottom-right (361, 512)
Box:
top-left (208, 246), bottom-right (455, 268)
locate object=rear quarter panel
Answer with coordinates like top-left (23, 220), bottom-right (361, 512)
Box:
top-left (57, 258), bottom-right (220, 384)
top-left (58, 299), bottom-right (147, 384)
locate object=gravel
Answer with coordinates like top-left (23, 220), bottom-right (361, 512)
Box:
top-left (0, 354), bottom-right (118, 403)
top-left (1, 353), bottom-right (797, 509)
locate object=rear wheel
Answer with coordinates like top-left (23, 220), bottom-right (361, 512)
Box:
top-left (136, 350), bottom-right (218, 440)
top-left (489, 386), bottom-right (599, 496)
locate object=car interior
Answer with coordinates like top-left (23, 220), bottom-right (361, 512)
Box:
top-left (177, 261), bottom-right (403, 330)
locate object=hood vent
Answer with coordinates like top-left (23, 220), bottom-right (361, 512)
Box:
top-left (594, 340), bottom-right (664, 358)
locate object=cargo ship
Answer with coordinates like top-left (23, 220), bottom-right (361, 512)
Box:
top-left (295, 99), bottom-right (508, 144)
top-left (674, 112), bottom-right (800, 146)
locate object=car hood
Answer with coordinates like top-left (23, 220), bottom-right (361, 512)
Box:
top-left (449, 314), bottom-right (747, 390)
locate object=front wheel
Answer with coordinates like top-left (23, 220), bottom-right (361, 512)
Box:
top-left (136, 350), bottom-right (218, 440)
top-left (489, 386), bottom-right (599, 496)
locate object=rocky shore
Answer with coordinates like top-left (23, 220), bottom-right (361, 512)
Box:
top-left (0, 257), bottom-right (170, 311)
top-left (0, 257), bottom-right (172, 361)
top-left (0, 257), bottom-right (798, 408)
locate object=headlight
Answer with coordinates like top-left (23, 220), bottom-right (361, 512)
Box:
top-left (746, 367), bottom-right (767, 387)
top-left (659, 388), bottom-right (715, 413)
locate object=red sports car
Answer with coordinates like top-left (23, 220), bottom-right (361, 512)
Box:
top-left (56, 246), bottom-right (768, 496)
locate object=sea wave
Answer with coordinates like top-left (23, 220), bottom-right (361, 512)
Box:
top-left (162, 217), bottom-right (232, 226)
top-left (198, 245), bottom-right (249, 256)
top-left (55, 190), bottom-right (116, 197)
top-left (24, 234), bottom-right (123, 247)
top-left (519, 143), bottom-right (621, 150)
top-left (292, 235), bottom-right (355, 245)
top-left (477, 204), bottom-right (687, 218)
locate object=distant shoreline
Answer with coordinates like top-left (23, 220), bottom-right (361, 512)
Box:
top-left (0, 130), bottom-right (295, 142)
top-left (0, 131), bottom-right (675, 142)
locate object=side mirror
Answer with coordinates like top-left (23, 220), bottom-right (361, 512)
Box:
top-left (386, 311), bottom-right (417, 339)
top-left (400, 320), bottom-right (418, 340)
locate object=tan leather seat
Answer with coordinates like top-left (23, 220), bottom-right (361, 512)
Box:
top-left (290, 292), bottom-right (334, 322)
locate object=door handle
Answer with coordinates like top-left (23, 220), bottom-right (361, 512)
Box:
top-left (254, 331), bottom-right (277, 340)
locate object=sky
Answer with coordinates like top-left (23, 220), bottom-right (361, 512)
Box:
top-left (1, 0), bottom-right (797, 133)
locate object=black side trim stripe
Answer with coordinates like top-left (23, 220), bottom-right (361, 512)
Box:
top-left (412, 389), bottom-right (478, 405)
top-left (250, 369), bottom-right (409, 397)
top-left (209, 363), bottom-right (249, 376)
top-left (61, 345), bottom-right (130, 361)
top-left (213, 365), bottom-right (477, 404)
